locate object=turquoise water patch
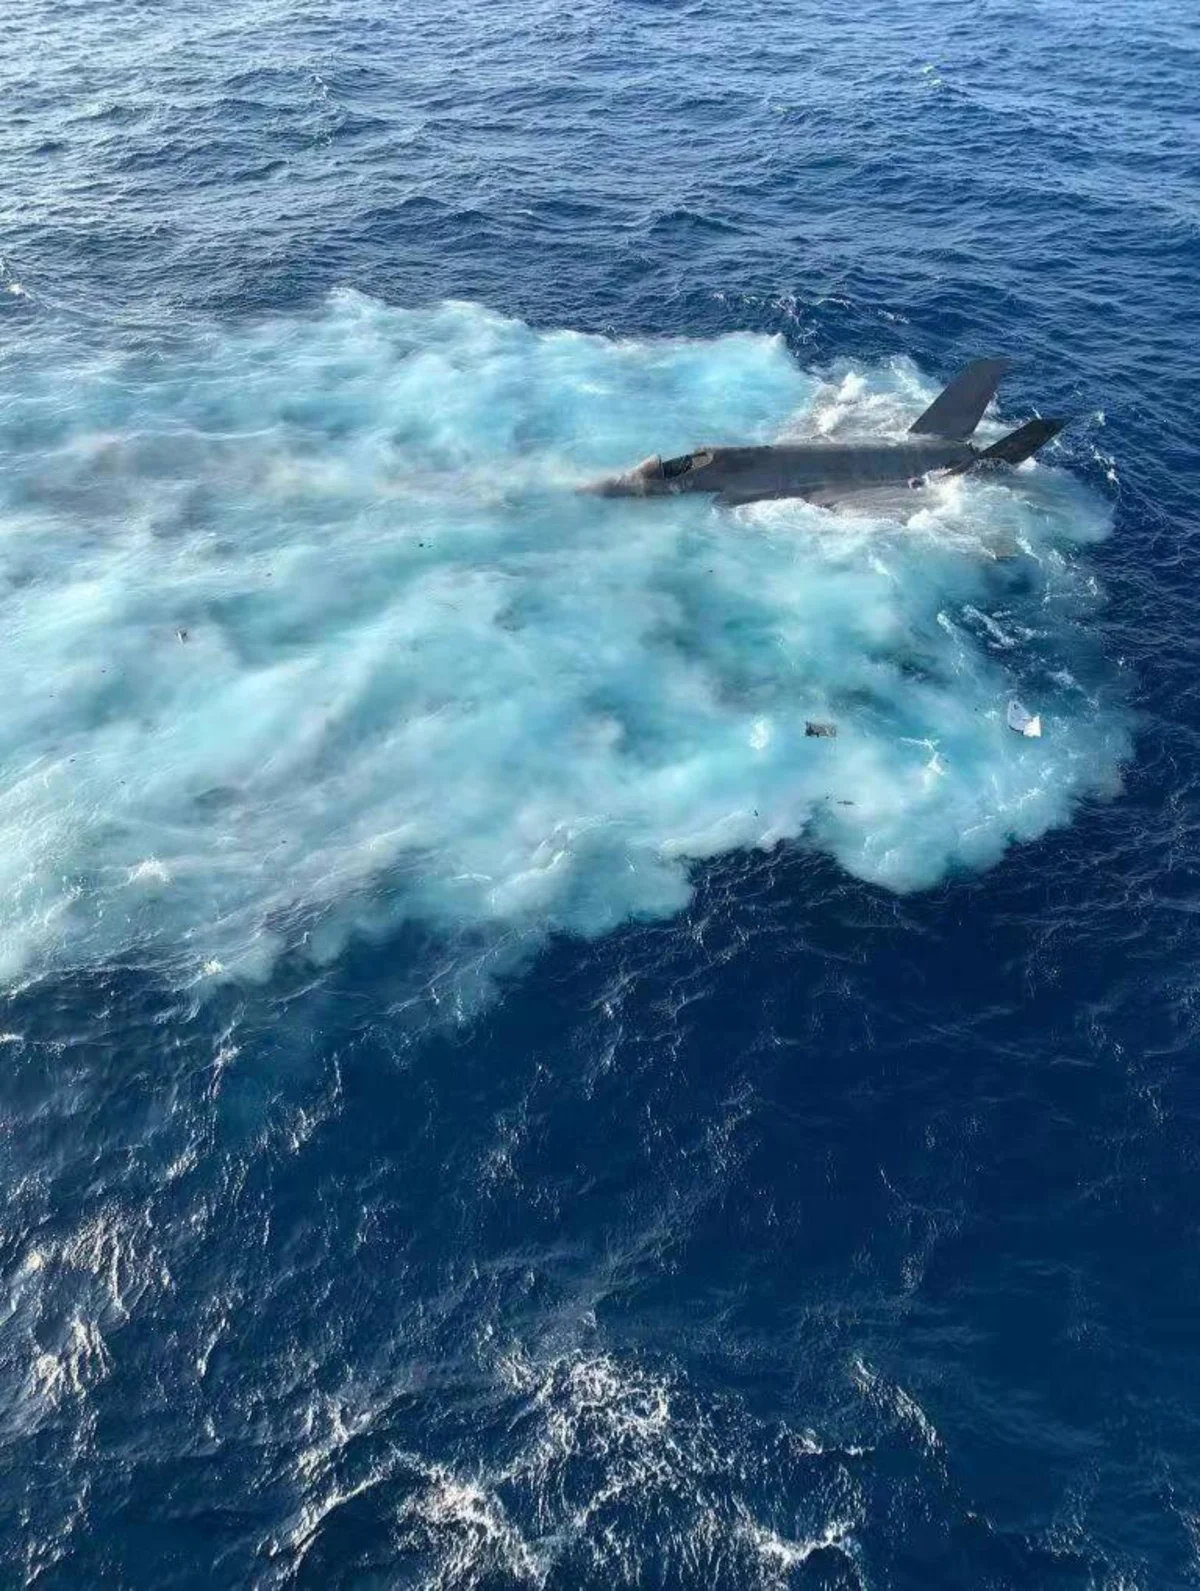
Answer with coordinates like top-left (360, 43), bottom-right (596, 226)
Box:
top-left (0, 293), bottom-right (1126, 985)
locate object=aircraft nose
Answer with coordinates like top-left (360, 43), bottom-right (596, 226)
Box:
top-left (583, 474), bottom-right (636, 497)
top-left (584, 455), bottom-right (666, 497)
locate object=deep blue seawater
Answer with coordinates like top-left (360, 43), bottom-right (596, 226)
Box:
top-left (2, 1), bottom-right (1200, 1585)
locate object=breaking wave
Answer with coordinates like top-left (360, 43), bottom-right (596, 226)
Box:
top-left (272, 1346), bottom-right (870, 1589)
top-left (0, 292), bottom-right (1126, 987)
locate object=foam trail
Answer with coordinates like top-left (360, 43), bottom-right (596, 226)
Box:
top-left (0, 293), bottom-right (1126, 989)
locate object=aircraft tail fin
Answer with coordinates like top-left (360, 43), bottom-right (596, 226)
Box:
top-left (973, 414), bottom-right (1068, 467)
top-left (909, 357), bottom-right (1012, 440)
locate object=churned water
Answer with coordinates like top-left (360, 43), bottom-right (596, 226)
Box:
top-left (1, 1), bottom-right (1198, 1586)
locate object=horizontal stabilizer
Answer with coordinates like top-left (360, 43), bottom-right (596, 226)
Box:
top-left (975, 415), bottom-right (1067, 467)
top-left (909, 357), bottom-right (1012, 440)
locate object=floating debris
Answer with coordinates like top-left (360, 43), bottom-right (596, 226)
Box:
top-left (805, 721), bottom-right (838, 738)
top-left (1006, 700), bottom-right (1042, 738)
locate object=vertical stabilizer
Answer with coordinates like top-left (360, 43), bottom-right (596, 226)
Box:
top-left (909, 357), bottom-right (1012, 440)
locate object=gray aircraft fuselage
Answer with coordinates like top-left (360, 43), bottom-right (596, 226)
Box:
top-left (585, 357), bottom-right (1068, 508)
top-left (589, 438), bottom-right (976, 508)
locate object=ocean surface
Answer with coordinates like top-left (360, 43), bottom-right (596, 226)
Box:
top-left (1, 1), bottom-right (1198, 1585)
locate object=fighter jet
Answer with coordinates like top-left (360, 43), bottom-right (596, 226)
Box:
top-left (588, 358), bottom-right (1067, 508)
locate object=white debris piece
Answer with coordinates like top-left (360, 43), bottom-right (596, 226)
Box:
top-left (1007, 700), bottom-right (1042, 738)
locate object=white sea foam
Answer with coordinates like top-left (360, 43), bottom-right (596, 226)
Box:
top-left (396, 1468), bottom-right (547, 1591)
top-left (474, 1346), bottom-right (862, 1587)
top-left (741, 1515), bottom-right (856, 1573)
top-left (0, 292), bottom-right (1126, 988)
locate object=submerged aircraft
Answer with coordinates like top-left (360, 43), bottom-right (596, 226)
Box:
top-left (588, 358), bottom-right (1067, 508)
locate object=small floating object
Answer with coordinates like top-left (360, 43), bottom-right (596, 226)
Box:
top-left (176, 628), bottom-right (189, 643)
top-left (1006, 700), bottom-right (1042, 738)
top-left (805, 721), bottom-right (838, 738)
